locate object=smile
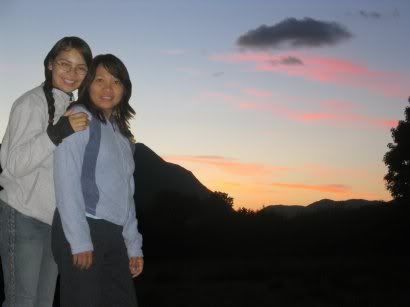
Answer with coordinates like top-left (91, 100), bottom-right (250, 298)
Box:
top-left (63, 79), bottom-right (75, 84)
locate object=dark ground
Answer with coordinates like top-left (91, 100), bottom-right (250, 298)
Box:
top-left (1, 193), bottom-right (410, 306)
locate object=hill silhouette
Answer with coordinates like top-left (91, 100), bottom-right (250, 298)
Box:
top-left (307, 198), bottom-right (387, 209)
top-left (260, 199), bottom-right (389, 218)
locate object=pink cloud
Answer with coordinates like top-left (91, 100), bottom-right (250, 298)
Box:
top-left (289, 111), bottom-right (398, 128)
top-left (163, 155), bottom-right (289, 177)
top-left (210, 52), bottom-right (409, 98)
top-left (299, 163), bottom-right (372, 180)
top-left (200, 91), bottom-right (398, 129)
top-left (271, 182), bottom-right (351, 194)
top-left (246, 102), bottom-right (397, 129)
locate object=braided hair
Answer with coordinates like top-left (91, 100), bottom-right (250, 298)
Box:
top-left (43, 37), bottom-right (92, 125)
top-left (75, 54), bottom-right (136, 143)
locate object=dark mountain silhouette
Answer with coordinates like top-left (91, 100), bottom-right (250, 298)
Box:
top-left (260, 198), bottom-right (389, 218)
top-left (133, 143), bottom-right (212, 207)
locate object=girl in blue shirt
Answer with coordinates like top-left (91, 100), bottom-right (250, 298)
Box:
top-left (52, 54), bottom-right (143, 307)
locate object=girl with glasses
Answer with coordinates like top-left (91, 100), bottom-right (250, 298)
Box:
top-left (0, 36), bottom-right (92, 307)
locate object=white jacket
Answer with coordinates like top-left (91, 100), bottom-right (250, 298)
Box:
top-left (0, 85), bottom-right (72, 225)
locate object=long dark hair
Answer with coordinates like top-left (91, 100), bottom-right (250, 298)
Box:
top-left (43, 37), bottom-right (92, 125)
top-left (76, 54), bottom-right (136, 142)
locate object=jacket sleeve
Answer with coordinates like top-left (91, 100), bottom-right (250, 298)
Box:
top-left (122, 175), bottom-right (143, 258)
top-left (2, 96), bottom-right (56, 177)
top-left (54, 127), bottom-right (94, 254)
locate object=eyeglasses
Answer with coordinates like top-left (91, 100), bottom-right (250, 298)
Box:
top-left (54, 60), bottom-right (88, 76)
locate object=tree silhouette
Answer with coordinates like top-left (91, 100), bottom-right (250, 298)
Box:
top-left (384, 97), bottom-right (410, 204)
top-left (202, 191), bottom-right (234, 216)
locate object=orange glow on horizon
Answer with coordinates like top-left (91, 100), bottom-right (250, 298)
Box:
top-left (162, 155), bottom-right (391, 210)
top-left (271, 182), bottom-right (350, 194)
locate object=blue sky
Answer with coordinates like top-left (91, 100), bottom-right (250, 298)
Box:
top-left (1, 0), bottom-right (409, 209)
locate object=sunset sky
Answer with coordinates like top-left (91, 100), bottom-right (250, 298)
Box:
top-left (1, 0), bottom-right (409, 210)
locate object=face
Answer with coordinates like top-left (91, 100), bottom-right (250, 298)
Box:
top-left (89, 65), bottom-right (124, 118)
top-left (48, 48), bottom-right (88, 93)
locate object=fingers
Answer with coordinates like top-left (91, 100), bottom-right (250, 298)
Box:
top-left (72, 251), bottom-right (93, 270)
top-left (73, 254), bottom-right (79, 267)
top-left (64, 109), bottom-right (75, 116)
top-left (129, 257), bottom-right (144, 278)
top-left (69, 112), bottom-right (88, 119)
top-left (84, 252), bottom-right (93, 270)
top-left (81, 252), bottom-right (92, 269)
top-left (68, 112), bottom-right (89, 132)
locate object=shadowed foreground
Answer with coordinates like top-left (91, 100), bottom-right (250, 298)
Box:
top-left (130, 193), bottom-right (410, 307)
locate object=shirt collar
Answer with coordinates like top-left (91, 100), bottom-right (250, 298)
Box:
top-left (52, 88), bottom-right (73, 103)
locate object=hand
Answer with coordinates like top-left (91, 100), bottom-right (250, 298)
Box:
top-left (64, 109), bottom-right (89, 132)
top-left (72, 251), bottom-right (93, 270)
top-left (129, 256), bottom-right (143, 278)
